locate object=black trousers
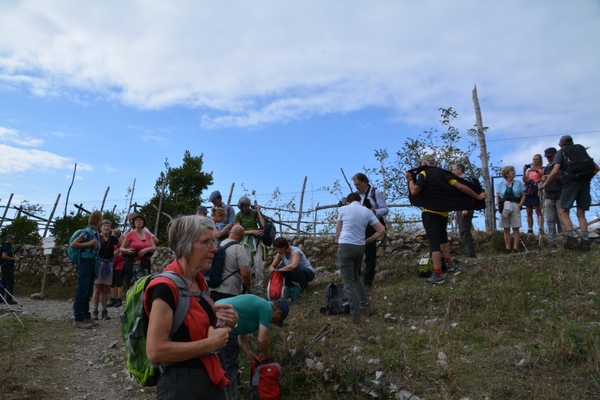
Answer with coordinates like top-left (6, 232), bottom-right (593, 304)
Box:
top-left (0, 264), bottom-right (15, 298)
top-left (361, 225), bottom-right (377, 286)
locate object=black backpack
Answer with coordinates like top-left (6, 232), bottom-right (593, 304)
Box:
top-left (259, 214), bottom-right (277, 247)
top-left (202, 241), bottom-right (239, 288)
top-left (563, 144), bottom-right (596, 183)
top-left (319, 283), bottom-right (349, 315)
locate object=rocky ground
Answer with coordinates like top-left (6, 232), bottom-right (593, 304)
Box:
top-left (0, 295), bottom-right (154, 400)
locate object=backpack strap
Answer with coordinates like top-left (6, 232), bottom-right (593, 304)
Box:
top-left (219, 241), bottom-right (242, 284)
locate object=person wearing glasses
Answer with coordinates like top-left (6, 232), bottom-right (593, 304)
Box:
top-left (124, 212), bottom-right (159, 246)
top-left (496, 165), bottom-right (525, 254)
top-left (145, 215), bottom-right (239, 400)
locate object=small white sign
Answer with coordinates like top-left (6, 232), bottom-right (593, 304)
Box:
top-left (43, 247), bottom-right (53, 255)
top-left (42, 237), bottom-right (56, 249)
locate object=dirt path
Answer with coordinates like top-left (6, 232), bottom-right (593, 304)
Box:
top-left (1, 296), bottom-right (154, 400)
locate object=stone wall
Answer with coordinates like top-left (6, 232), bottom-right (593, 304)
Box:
top-left (12, 230), bottom-right (471, 285)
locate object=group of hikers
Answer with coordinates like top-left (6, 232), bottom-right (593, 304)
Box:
top-left (0, 134), bottom-right (596, 399)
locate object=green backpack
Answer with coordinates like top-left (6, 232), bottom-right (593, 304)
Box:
top-left (121, 271), bottom-right (206, 386)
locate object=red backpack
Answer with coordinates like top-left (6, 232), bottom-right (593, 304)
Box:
top-left (267, 271), bottom-right (286, 301)
top-left (250, 360), bottom-right (282, 400)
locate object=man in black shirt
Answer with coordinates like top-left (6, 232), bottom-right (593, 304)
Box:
top-left (1, 234), bottom-right (19, 304)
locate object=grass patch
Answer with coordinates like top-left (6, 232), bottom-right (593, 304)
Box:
top-left (3, 246), bottom-right (600, 399)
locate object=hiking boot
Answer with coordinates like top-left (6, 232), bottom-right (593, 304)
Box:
top-left (361, 302), bottom-right (376, 316)
top-left (92, 310), bottom-right (99, 320)
top-left (101, 310), bottom-right (110, 320)
top-left (73, 320), bottom-right (92, 329)
top-left (446, 259), bottom-right (460, 272)
top-left (84, 318), bottom-right (99, 327)
top-left (113, 298), bottom-right (123, 308)
top-left (364, 283), bottom-right (372, 292)
top-left (580, 239), bottom-right (591, 252)
top-left (564, 235), bottom-right (579, 250)
top-left (106, 298), bottom-right (116, 307)
top-left (353, 313), bottom-right (361, 324)
top-left (511, 248), bottom-right (519, 254)
top-left (425, 273), bottom-right (445, 285)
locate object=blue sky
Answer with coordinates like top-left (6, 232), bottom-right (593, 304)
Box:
top-left (1, 0), bottom-right (599, 224)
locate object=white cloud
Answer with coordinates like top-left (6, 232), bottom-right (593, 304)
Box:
top-left (0, 127), bottom-right (44, 147)
top-left (0, 0), bottom-right (598, 134)
top-left (0, 144), bottom-right (92, 174)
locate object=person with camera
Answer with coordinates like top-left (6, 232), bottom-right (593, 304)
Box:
top-left (522, 154), bottom-right (544, 235)
top-left (352, 172), bottom-right (388, 291)
top-left (541, 147), bottom-right (565, 249)
top-left (120, 214), bottom-right (157, 285)
top-left (1, 234), bottom-right (19, 304)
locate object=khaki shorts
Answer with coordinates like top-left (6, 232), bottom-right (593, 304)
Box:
top-left (499, 203), bottom-right (522, 228)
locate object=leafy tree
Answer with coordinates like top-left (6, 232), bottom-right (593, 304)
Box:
top-left (51, 213), bottom-right (89, 244)
top-left (0, 217), bottom-right (41, 245)
top-left (138, 151), bottom-right (213, 243)
top-left (363, 107), bottom-right (482, 204)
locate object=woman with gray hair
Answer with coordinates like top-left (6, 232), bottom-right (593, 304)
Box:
top-left (145, 215), bottom-right (239, 399)
top-left (496, 165), bottom-right (525, 253)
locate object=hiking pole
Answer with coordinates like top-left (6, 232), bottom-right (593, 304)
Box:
top-left (538, 188), bottom-right (545, 252)
top-left (280, 323), bottom-right (336, 376)
top-left (0, 283), bottom-right (37, 323)
top-left (0, 290), bottom-right (26, 328)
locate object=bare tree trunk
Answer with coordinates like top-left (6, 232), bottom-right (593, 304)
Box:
top-left (43, 194), bottom-right (61, 238)
top-left (472, 85), bottom-right (495, 232)
top-left (0, 193), bottom-right (14, 228)
top-left (128, 179), bottom-right (136, 214)
top-left (100, 187), bottom-right (110, 212)
top-left (297, 176), bottom-right (307, 235)
top-left (64, 163), bottom-right (77, 217)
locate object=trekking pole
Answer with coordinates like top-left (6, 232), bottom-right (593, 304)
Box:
top-left (538, 188), bottom-right (545, 252)
top-left (0, 283), bottom-right (37, 324)
top-left (279, 324), bottom-right (336, 377)
top-left (0, 290), bottom-right (26, 328)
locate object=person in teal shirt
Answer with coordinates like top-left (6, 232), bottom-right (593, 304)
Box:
top-left (216, 294), bottom-right (289, 400)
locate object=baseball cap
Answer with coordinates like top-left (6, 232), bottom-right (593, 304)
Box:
top-left (544, 147), bottom-right (557, 157)
top-left (559, 135), bottom-right (573, 146)
top-left (275, 299), bottom-right (289, 327)
top-left (208, 190), bottom-right (222, 203)
top-left (6, 234), bottom-right (15, 240)
top-left (197, 205), bottom-right (209, 214)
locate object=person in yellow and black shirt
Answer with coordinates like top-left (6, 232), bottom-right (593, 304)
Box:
top-left (407, 155), bottom-right (486, 285)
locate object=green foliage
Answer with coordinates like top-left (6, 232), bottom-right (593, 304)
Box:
top-left (139, 151), bottom-right (213, 243)
top-left (0, 217), bottom-right (41, 245)
top-left (50, 213), bottom-right (89, 244)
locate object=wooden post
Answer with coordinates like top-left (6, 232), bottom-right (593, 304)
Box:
top-left (297, 176), bottom-right (307, 235)
top-left (64, 163), bottom-right (77, 217)
top-left (100, 186), bottom-right (110, 212)
top-left (40, 254), bottom-right (50, 296)
top-left (0, 193), bottom-right (14, 228)
top-left (154, 183), bottom-right (166, 237)
top-left (42, 194), bottom-right (61, 238)
top-left (227, 183), bottom-right (235, 207)
top-left (472, 85), bottom-right (495, 232)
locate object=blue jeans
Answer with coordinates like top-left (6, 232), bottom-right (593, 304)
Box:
top-left (73, 257), bottom-right (96, 322)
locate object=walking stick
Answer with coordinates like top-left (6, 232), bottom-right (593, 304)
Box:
top-left (538, 188), bottom-right (546, 251)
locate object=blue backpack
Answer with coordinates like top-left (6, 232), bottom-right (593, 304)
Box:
top-left (67, 226), bottom-right (97, 263)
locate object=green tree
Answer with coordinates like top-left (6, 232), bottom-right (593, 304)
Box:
top-left (139, 151), bottom-right (213, 244)
top-left (364, 107), bottom-right (483, 203)
top-left (0, 217), bottom-right (41, 245)
top-left (50, 210), bottom-right (120, 244)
